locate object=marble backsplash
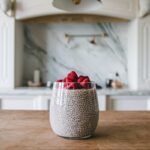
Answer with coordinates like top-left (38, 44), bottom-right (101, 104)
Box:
top-left (23, 23), bottom-right (128, 87)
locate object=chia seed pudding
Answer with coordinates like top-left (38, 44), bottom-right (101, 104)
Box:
top-left (50, 88), bottom-right (99, 139)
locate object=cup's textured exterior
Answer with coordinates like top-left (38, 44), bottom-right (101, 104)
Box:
top-left (50, 88), bottom-right (99, 139)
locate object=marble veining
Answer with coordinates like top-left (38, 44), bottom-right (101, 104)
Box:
top-left (23, 23), bottom-right (128, 87)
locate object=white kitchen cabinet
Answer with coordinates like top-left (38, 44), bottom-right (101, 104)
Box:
top-left (0, 92), bottom-right (149, 111)
top-left (0, 97), bottom-right (38, 110)
top-left (107, 96), bottom-right (149, 111)
top-left (138, 16), bottom-right (150, 89)
top-left (15, 0), bottom-right (137, 20)
top-left (0, 12), bottom-right (23, 89)
top-left (98, 95), bottom-right (106, 111)
top-left (0, 12), bottom-right (15, 88)
top-left (0, 95), bottom-right (50, 110)
top-left (128, 15), bottom-right (150, 90)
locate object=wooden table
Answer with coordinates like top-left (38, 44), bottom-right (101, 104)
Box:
top-left (0, 111), bottom-right (150, 150)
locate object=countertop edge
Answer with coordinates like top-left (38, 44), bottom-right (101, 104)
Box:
top-left (0, 87), bottom-right (150, 96)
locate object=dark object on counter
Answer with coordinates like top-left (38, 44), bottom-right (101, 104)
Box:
top-left (96, 84), bottom-right (102, 89)
top-left (46, 81), bottom-right (54, 89)
top-left (106, 79), bottom-right (113, 88)
top-left (50, 83), bottom-right (54, 89)
top-left (116, 72), bottom-right (119, 77)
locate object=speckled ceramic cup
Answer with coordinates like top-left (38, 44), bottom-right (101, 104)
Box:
top-left (49, 82), bottom-right (99, 139)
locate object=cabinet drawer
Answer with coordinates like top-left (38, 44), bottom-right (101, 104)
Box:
top-left (107, 96), bottom-right (148, 111)
top-left (1, 99), bottom-right (35, 110)
top-left (0, 96), bottom-right (50, 110)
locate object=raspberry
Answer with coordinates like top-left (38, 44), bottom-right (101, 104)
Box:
top-left (77, 76), bottom-right (85, 83)
top-left (79, 77), bottom-right (91, 89)
top-left (56, 79), bottom-right (63, 82)
top-left (67, 71), bottom-right (78, 82)
top-left (55, 71), bottom-right (91, 89)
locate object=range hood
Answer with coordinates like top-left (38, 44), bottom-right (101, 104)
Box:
top-left (52, 0), bottom-right (103, 12)
top-left (15, 0), bottom-right (136, 21)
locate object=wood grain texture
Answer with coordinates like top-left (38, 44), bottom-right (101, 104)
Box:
top-left (22, 14), bottom-right (129, 24)
top-left (0, 111), bottom-right (150, 150)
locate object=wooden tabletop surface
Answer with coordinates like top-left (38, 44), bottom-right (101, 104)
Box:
top-left (0, 111), bottom-right (150, 150)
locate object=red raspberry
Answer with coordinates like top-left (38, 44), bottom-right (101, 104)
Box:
top-left (56, 79), bottom-right (63, 82)
top-left (79, 77), bottom-right (91, 89)
top-left (77, 76), bottom-right (85, 83)
top-left (66, 77), bottom-right (72, 83)
top-left (56, 71), bottom-right (91, 89)
top-left (67, 71), bottom-right (78, 82)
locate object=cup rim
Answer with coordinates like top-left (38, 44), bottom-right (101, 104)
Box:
top-left (54, 81), bottom-right (96, 84)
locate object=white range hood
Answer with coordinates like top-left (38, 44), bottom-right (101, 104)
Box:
top-left (52, 0), bottom-right (102, 12)
top-left (15, 0), bottom-right (137, 20)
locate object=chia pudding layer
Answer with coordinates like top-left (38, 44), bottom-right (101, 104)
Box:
top-left (50, 88), bottom-right (99, 138)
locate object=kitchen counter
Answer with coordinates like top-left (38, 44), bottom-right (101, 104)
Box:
top-left (0, 87), bottom-right (52, 96)
top-left (0, 111), bottom-right (150, 150)
top-left (98, 88), bottom-right (150, 96)
top-left (0, 87), bottom-right (150, 96)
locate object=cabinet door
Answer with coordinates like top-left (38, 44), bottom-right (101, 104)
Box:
top-left (138, 16), bottom-right (150, 89)
top-left (0, 95), bottom-right (50, 110)
top-left (97, 95), bottom-right (106, 111)
top-left (0, 12), bottom-right (15, 88)
top-left (107, 96), bottom-right (148, 111)
top-left (0, 96), bottom-right (38, 110)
